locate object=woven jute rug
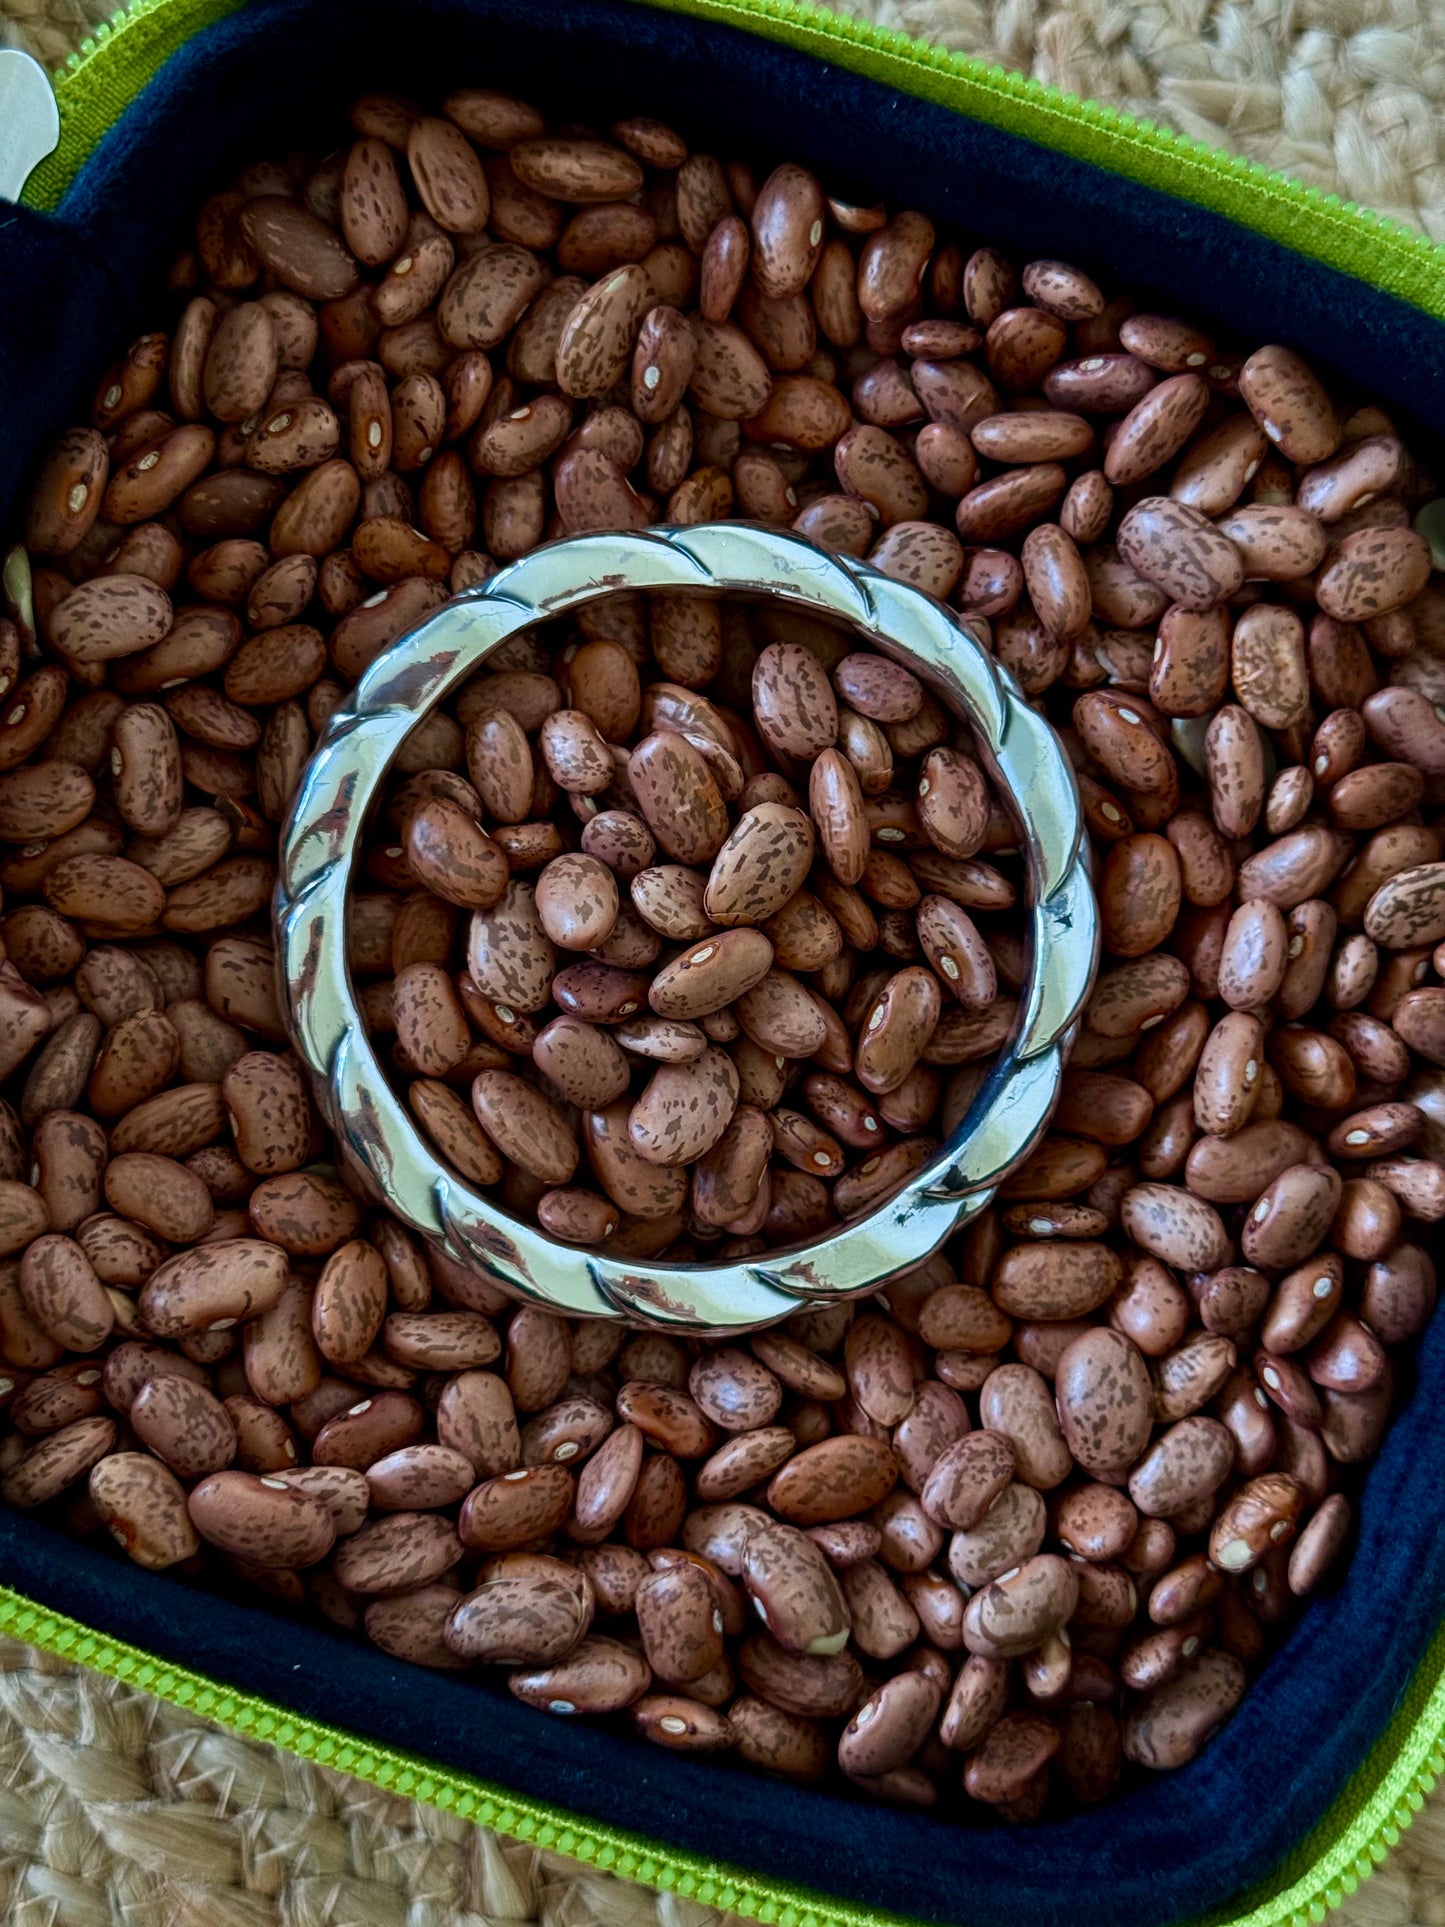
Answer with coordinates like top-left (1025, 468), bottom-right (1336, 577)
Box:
top-left (2, 1), bottom-right (1444, 1923)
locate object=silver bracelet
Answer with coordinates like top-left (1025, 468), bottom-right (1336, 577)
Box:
top-left (275, 524), bottom-right (1098, 1330)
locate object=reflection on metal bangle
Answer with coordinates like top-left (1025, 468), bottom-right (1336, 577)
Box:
top-left (275, 524), bottom-right (1098, 1331)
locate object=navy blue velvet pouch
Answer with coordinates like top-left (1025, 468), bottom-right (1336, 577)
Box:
top-left (1, 6), bottom-right (1443, 1926)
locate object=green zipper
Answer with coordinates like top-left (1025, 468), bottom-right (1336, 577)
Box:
top-left (11, 0), bottom-right (1445, 1919)
top-left (2, 1577), bottom-right (1444, 1927)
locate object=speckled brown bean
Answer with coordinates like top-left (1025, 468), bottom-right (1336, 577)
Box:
top-left (222, 1050), bottom-right (311, 1175)
top-left (1261, 1254), bottom-right (1344, 1354)
top-left (312, 1240), bottom-right (389, 1367)
top-left (556, 267), bottom-right (653, 400)
top-left (360, 1442), bottom-right (475, 1512)
top-left (130, 1370), bottom-right (236, 1477)
top-left (110, 704), bottom-right (183, 838)
top-left (1055, 1328), bottom-right (1154, 1482)
top-left (459, 1464), bottom-right (574, 1551)
top-left (634, 1560), bottom-right (728, 1684)
top-left (1127, 1417), bottom-right (1235, 1517)
top-left (631, 1695), bottom-right (733, 1753)
top-left (1208, 1473), bottom-right (1306, 1573)
top-left (728, 1697), bottom-right (829, 1781)
top-left (315, 1389), bottom-right (426, 1470)
top-left (1019, 523), bottom-right (1092, 642)
top-left (855, 968), bottom-right (942, 1095)
top-left (1122, 1650), bottom-right (1247, 1769)
top-left (971, 1363), bottom-right (1065, 1491)
top-left (363, 1586), bottom-right (471, 1670)
top-left (1119, 1185), bottom-right (1229, 1272)
top-left (838, 1669), bottom-right (941, 1778)
top-left (1288, 1493), bottom-right (1351, 1595)
top-left (962, 1552), bottom-right (1080, 1657)
top-left (628, 1046), bottom-right (740, 1167)
top-left (1238, 346), bottom-right (1338, 463)
top-left (1105, 375), bottom-right (1210, 486)
top-left (1241, 1164), bottom-right (1343, 1269)
top-left (17, 1235), bottom-right (113, 1354)
top-left (467, 706), bottom-right (534, 824)
top-left (917, 747), bottom-right (990, 859)
top-left (1117, 498), bottom-right (1244, 611)
top-left (942, 1483), bottom-right (1042, 1591)
top-left (830, 1560), bottom-right (916, 1665)
top-left (1360, 1246), bottom-right (1436, 1343)
top-left (508, 1635), bottom-right (652, 1716)
top-left (688, 321), bottom-right (773, 420)
top-left (27, 427), bottom-right (110, 557)
top-left (138, 1240), bottom-right (289, 1338)
top-left (1228, 604), bottom-right (1310, 733)
top-left (89, 1452), bottom-right (200, 1569)
top-left (628, 732), bottom-right (731, 867)
top-left (747, 163), bottom-right (824, 301)
top-left (445, 1555), bottom-right (594, 1664)
top-left (1053, 1484), bottom-right (1138, 1563)
top-left (695, 1427), bottom-right (797, 1504)
top-left (802, 750), bottom-right (867, 892)
top-left (103, 1153), bottom-right (214, 1243)
top-left (913, 897), bottom-right (996, 1011)
top-left (1363, 862), bottom-right (1445, 953)
top-left (466, 884), bottom-right (556, 1014)
top-left (760, 1433), bottom-right (895, 1525)
top-left (686, 1348), bottom-right (782, 1434)
top-left (381, 1310), bottom-right (500, 1374)
top-left (1148, 608), bottom-right (1230, 723)
top-left (859, 211), bottom-right (935, 325)
top-left (750, 643), bottom-right (838, 762)
top-left (837, 1316), bottom-right (912, 1432)
top-left (991, 1242), bottom-right (1122, 1320)
top-left (405, 798), bottom-right (509, 910)
top-left (2, 1414), bottom-right (117, 1506)
top-left (704, 805), bottom-right (814, 927)
top-left (187, 1469), bottom-right (336, 1566)
top-left (333, 1512), bottom-right (464, 1594)
top-left (733, 969), bottom-right (828, 1059)
top-left (393, 962), bottom-right (471, 1077)
top-left (631, 306), bottom-right (696, 424)
top-left (913, 1428), bottom-right (1013, 1531)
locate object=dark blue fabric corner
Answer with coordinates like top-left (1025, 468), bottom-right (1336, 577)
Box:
top-left (2, 4), bottom-right (1444, 1922)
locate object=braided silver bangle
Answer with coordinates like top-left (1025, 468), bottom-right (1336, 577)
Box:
top-left (275, 524), bottom-right (1098, 1331)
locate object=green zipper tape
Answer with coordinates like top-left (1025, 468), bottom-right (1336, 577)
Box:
top-left (3, 1576), bottom-right (1444, 1927)
top-left (21, 0), bottom-right (1445, 323)
top-left (10, 0), bottom-right (1445, 1919)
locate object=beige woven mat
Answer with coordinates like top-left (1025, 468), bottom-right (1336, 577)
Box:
top-left (2, 0), bottom-right (1445, 1922)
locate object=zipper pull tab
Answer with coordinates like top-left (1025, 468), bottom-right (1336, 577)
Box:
top-left (0, 49), bottom-right (59, 203)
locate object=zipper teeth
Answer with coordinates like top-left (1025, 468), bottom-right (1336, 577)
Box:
top-left (60, 1), bottom-right (143, 74)
top-left (3, 1579), bottom-right (1444, 1927)
top-left (20, 0), bottom-right (1445, 1915)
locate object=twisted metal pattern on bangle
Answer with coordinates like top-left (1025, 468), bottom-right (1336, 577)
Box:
top-left (275, 524), bottom-right (1098, 1330)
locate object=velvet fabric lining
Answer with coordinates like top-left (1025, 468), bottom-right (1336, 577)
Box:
top-left (0, 3), bottom-right (1443, 1922)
